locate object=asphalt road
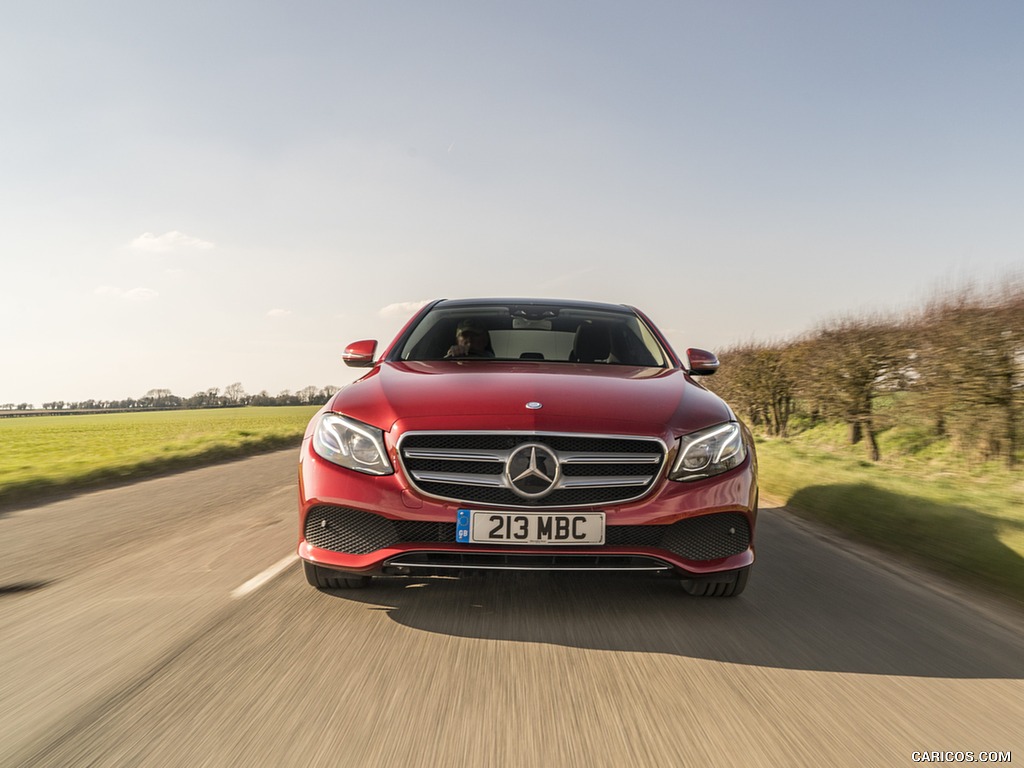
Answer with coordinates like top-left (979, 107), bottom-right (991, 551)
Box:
top-left (1, 449), bottom-right (1021, 767)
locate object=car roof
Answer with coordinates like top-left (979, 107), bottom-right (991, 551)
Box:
top-left (431, 298), bottom-right (636, 314)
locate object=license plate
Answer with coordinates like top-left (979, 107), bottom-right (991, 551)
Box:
top-left (457, 510), bottom-right (605, 545)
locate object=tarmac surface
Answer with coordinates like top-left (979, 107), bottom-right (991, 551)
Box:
top-left (1, 449), bottom-right (1020, 767)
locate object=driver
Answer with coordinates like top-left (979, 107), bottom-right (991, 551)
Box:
top-left (445, 321), bottom-right (495, 358)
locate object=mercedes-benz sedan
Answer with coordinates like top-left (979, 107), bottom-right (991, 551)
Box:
top-left (298, 298), bottom-right (757, 596)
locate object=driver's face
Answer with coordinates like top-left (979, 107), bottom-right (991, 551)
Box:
top-left (458, 331), bottom-right (486, 350)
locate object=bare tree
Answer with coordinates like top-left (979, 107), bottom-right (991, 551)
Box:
top-left (297, 385), bottom-right (319, 404)
top-left (224, 382), bottom-right (247, 404)
top-left (913, 284), bottom-right (1023, 466)
top-left (711, 342), bottom-right (796, 436)
top-left (794, 317), bottom-right (906, 461)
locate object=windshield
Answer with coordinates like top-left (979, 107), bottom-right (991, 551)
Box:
top-left (395, 303), bottom-right (669, 367)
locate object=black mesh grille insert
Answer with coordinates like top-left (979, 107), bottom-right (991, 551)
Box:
top-left (304, 507), bottom-right (399, 554)
top-left (395, 520), bottom-right (459, 542)
top-left (660, 513), bottom-right (750, 560)
top-left (305, 506), bottom-right (750, 562)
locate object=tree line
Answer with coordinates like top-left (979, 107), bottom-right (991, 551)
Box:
top-left (705, 282), bottom-right (1024, 467)
top-left (2, 383), bottom-right (340, 414)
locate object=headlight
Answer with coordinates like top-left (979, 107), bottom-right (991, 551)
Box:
top-left (312, 413), bottom-right (393, 475)
top-left (669, 422), bottom-right (746, 482)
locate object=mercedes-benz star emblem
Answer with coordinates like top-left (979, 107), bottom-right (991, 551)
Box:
top-left (505, 443), bottom-right (561, 499)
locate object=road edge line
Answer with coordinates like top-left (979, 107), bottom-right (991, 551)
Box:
top-left (231, 553), bottom-right (299, 599)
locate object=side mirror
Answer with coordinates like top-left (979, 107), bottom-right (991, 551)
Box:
top-left (685, 348), bottom-right (719, 376)
top-left (343, 340), bottom-right (378, 368)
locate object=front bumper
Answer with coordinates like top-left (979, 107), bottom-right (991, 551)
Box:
top-left (298, 436), bottom-right (757, 578)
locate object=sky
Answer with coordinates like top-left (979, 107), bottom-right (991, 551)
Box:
top-left (2, 1), bottom-right (1022, 405)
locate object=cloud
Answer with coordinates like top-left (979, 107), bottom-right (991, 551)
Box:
top-left (124, 287), bottom-right (160, 302)
top-left (95, 286), bottom-right (159, 302)
top-left (267, 308), bottom-right (292, 318)
top-left (130, 231), bottom-right (215, 253)
top-left (379, 299), bottom-right (431, 317)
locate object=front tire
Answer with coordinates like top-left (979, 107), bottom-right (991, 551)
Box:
top-left (680, 566), bottom-right (750, 597)
top-left (303, 561), bottom-right (372, 590)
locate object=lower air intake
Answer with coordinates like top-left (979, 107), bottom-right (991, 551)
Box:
top-left (304, 506), bottom-right (750, 562)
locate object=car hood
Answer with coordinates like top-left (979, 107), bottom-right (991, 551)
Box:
top-left (328, 361), bottom-right (734, 439)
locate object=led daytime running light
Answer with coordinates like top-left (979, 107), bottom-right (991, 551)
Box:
top-left (671, 422), bottom-right (745, 482)
top-left (313, 413), bottom-right (393, 475)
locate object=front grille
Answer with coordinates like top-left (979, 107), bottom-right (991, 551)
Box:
top-left (304, 506), bottom-right (750, 563)
top-left (398, 432), bottom-right (666, 508)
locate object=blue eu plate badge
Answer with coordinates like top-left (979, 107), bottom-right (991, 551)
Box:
top-left (456, 509), bottom-right (471, 543)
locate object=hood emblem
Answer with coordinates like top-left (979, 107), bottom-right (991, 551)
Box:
top-left (505, 443), bottom-right (561, 499)
top-left (525, 401), bottom-right (543, 410)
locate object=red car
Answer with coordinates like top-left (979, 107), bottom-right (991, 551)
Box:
top-left (298, 298), bottom-right (757, 596)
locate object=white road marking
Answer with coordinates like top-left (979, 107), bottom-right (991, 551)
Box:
top-left (231, 553), bottom-right (299, 599)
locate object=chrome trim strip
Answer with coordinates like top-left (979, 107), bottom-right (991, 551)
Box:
top-left (396, 564), bottom-right (671, 572)
top-left (403, 449), bottom-right (662, 465)
top-left (560, 452), bottom-right (662, 464)
top-left (384, 556), bottom-right (672, 572)
top-left (397, 429), bottom-right (670, 450)
top-left (559, 476), bottom-right (653, 488)
top-left (413, 471), bottom-right (506, 487)
top-left (403, 449), bottom-right (507, 462)
top-left (411, 472), bottom-right (653, 490)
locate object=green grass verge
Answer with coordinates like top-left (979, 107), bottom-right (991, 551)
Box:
top-left (0, 406), bottom-right (320, 506)
top-left (757, 429), bottom-right (1024, 605)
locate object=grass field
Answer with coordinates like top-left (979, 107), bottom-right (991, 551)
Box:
top-left (0, 406), bottom-right (319, 505)
top-left (756, 424), bottom-right (1024, 605)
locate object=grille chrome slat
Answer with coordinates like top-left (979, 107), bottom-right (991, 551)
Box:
top-left (398, 431), bottom-right (668, 508)
top-left (403, 449), bottom-right (508, 462)
top-left (404, 449), bottom-right (661, 465)
top-left (412, 471), bottom-right (507, 487)
top-left (560, 452), bottom-right (662, 464)
top-left (559, 476), bottom-right (654, 488)
top-left (411, 471), bottom-right (654, 490)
